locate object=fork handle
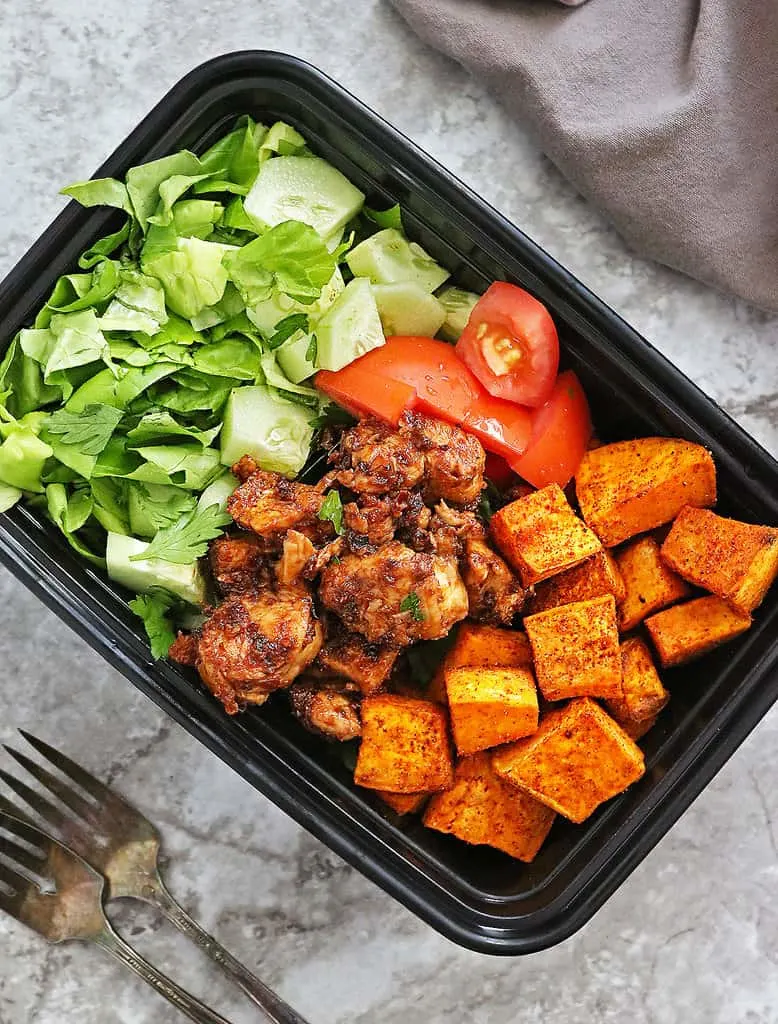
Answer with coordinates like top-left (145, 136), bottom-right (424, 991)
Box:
top-left (95, 925), bottom-right (232, 1024)
top-left (149, 875), bottom-right (310, 1024)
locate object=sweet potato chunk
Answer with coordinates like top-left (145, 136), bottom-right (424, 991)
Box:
top-left (524, 595), bottom-right (622, 701)
top-left (661, 506), bottom-right (778, 615)
top-left (377, 791), bottom-right (429, 815)
top-left (445, 667), bottom-right (539, 755)
top-left (489, 483), bottom-right (601, 586)
top-left (606, 637), bottom-right (669, 727)
top-left (576, 438), bottom-right (716, 547)
top-left (619, 715), bottom-right (658, 741)
top-left (430, 623), bottom-right (533, 702)
top-left (423, 753), bottom-right (556, 862)
top-left (491, 698), bottom-right (645, 823)
top-left (528, 550), bottom-right (625, 615)
top-left (616, 535), bottom-right (691, 631)
top-left (645, 596), bottom-right (752, 667)
top-left (354, 695), bottom-right (454, 793)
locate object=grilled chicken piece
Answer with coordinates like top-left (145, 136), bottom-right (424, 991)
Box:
top-left (303, 536), bottom-right (346, 578)
top-left (209, 533), bottom-right (270, 594)
top-left (401, 412), bottom-right (485, 506)
top-left (460, 536), bottom-right (527, 625)
top-left (319, 539), bottom-right (468, 645)
top-left (195, 584), bottom-right (323, 714)
top-left (330, 418), bottom-right (426, 496)
top-left (343, 497), bottom-right (398, 547)
top-left (314, 627), bottom-right (399, 694)
top-left (288, 679), bottom-right (362, 741)
top-left (277, 530), bottom-right (315, 584)
top-left (227, 469), bottom-right (330, 546)
top-left (169, 631), bottom-right (199, 666)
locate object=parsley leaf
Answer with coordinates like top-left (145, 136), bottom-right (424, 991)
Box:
top-left (400, 591), bottom-right (425, 622)
top-left (131, 502), bottom-right (231, 564)
top-left (45, 403), bottom-right (124, 456)
top-left (266, 313), bottom-right (310, 350)
top-left (128, 591), bottom-right (176, 659)
top-left (305, 333), bottom-right (318, 364)
top-left (318, 489), bottom-right (345, 535)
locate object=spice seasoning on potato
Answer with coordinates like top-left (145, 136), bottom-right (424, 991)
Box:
top-left (524, 594), bottom-right (623, 701)
top-left (661, 506), bottom-right (778, 615)
top-left (491, 698), bottom-right (645, 823)
top-left (576, 438), bottom-right (716, 547)
top-left (445, 666), bottom-right (539, 755)
top-left (430, 623), bottom-right (533, 702)
top-left (528, 549), bottom-right (626, 615)
top-left (645, 596), bottom-right (752, 667)
top-left (616, 535), bottom-right (691, 631)
top-left (606, 637), bottom-right (669, 727)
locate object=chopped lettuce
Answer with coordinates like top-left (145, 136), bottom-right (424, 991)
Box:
top-left (143, 237), bottom-right (235, 319)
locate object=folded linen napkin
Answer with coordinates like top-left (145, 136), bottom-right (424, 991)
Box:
top-left (389, 0), bottom-right (778, 311)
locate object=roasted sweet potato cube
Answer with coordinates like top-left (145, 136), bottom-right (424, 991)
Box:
top-left (645, 596), bottom-right (751, 667)
top-left (661, 506), bottom-right (778, 615)
top-left (354, 695), bottom-right (454, 793)
top-left (315, 631), bottom-right (398, 695)
top-left (524, 595), bottom-right (622, 701)
top-left (430, 624), bottom-right (533, 702)
top-left (423, 753), bottom-right (556, 862)
top-left (489, 483), bottom-right (601, 586)
top-left (619, 715), bottom-right (658, 741)
top-left (576, 438), bottom-right (716, 547)
top-left (606, 637), bottom-right (669, 726)
top-left (528, 550), bottom-right (626, 615)
top-left (377, 791), bottom-right (429, 815)
top-left (491, 698), bottom-right (645, 823)
top-left (445, 667), bottom-right (539, 754)
top-left (616, 535), bottom-right (691, 631)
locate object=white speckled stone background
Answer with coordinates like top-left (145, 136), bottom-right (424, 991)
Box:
top-left (2, 2), bottom-right (778, 1022)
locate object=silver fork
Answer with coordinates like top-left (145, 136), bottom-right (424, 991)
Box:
top-left (0, 809), bottom-right (232, 1023)
top-left (0, 732), bottom-right (308, 1024)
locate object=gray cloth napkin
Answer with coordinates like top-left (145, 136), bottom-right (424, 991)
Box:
top-left (389, 0), bottom-right (778, 311)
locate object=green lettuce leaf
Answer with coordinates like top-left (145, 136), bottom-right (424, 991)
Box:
top-left (100, 268), bottom-right (169, 335)
top-left (223, 221), bottom-right (335, 306)
top-left (90, 477), bottom-right (131, 534)
top-left (77, 220), bottom-right (131, 269)
top-left (0, 337), bottom-right (61, 417)
top-left (126, 151), bottom-right (204, 232)
top-left (132, 312), bottom-right (203, 350)
top-left (45, 483), bottom-right (105, 567)
top-left (66, 362), bottom-right (178, 413)
top-left (61, 178), bottom-right (133, 214)
top-left (191, 337), bottom-right (260, 381)
top-left (0, 482), bottom-right (22, 513)
top-left (126, 410), bottom-right (220, 448)
top-left (143, 236), bottom-right (235, 319)
top-left (132, 444), bottom-right (222, 490)
top-left (260, 351), bottom-right (319, 403)
top-left (171, 199), bottom-right (223, 239)
top-left (365, 204), bottom-right (403, 231)
top-left (45, 259), bottom-right (120, 316)
top-left (258, 121), bottom-right (306, 162)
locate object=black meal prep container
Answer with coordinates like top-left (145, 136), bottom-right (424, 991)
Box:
top-left (1, 51), bottom-right (777, 955)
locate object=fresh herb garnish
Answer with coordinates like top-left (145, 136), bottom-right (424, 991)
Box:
top-left (266, 313), bottom-right (310, 350)
top-left (305, 333), bottom-right (318, 364)
top-left (131, 502), bottom-right (231, 564)
top-left (400, 591), bottom-right (425, 622)
top-left (46, 403), bottom-right (123, 455)
top-left (318, 489), bottom-right (345, 535)
top-left (128, 591), bottom-right (176, 659)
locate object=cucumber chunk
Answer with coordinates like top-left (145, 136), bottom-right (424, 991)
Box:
top-left (315, 278), bottom-right (385, 372)
top-left (437, 286), bottom-right (480, 341)
top-left (372, 282), bottom-right (446, 338)
top-left (276, 331), bottom-right (317, 383)
top-left (220, 385), bottom-right (313, 476)
top-left (106, 532), bottom-right (206, 607)
top-left (244, 156), bottom-right (364, 239)
top-left (346, 228), bottom-right (449, 292)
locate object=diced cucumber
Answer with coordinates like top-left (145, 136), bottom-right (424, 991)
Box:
top-left (197, 471), bottom-right (239, 512)
top-left (244, 156), bottom-right (364, 239)
top-left (246, 267), bottom-right (344, 337)
top-left (315, 278), bottom-right (385, 372)
top-left (220, 385), bottom-right (313, 476)
top-left (372, 282), bottom-right (446, 338)
top-left (106, 532), bottom-right (206, 607)
top-left (346, 228), bottom-right (449, 292)
top-left (276, 331), bottom-right (317, 383)
top-left (437, 286), bottom-right (480, 341)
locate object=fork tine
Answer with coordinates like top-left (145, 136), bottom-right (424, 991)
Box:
top-left (18, 731), bottom-right (116, 805)
top-left (0, 812), bottom-right (49, 854)
top-left (0, 857), bottom-right (28, 895)
top-left (0, 767), bottom-right (68, 831)
top-left (0, 834), bottom-right (46, 878)
top-left (3, 746), bottom-right (98, 826)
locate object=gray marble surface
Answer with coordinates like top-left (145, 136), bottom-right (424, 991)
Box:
top-left (1, 2), bottom-right (778, 1022)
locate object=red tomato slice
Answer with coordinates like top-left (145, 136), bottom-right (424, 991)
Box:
top-left (317, 336), bottom-right (532, 461)
top-left (316, 366), bottom-right (415, 425)
top-left (484, 453), bottom-right (517, 490)
top-left (456, 282), bottom-right (559, 408)
top-left (508, 370), bottom-right (592, 488)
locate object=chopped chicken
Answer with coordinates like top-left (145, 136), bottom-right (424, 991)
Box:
top-left (209, 533), bottom-right (269, 594)
top-left (169, 632), bottom-right (199, 666)
top-left (319, 539), bottom-right (469, 645)
top-left (314, 626), bottom-right (399, 694)
top-left (194, 584), bottom-right (323, 714)
top-left (330, 418), bottom-right (426, 496)
top-left (288, 679), bottom-right (362, 741)
top-left (227, 469), bottom-right (330, 546)
top-left (303, 536), bottom-right (346, 578)
top-left (343, 496), bottom-right (398, 547)
top-left (277, 530), bottom-right (315, 584)
top-left (401, 412), bottom-right (485, 506)
top-left (460, 536), bottom-right (527, 624)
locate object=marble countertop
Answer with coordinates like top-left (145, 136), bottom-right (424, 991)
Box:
top-left (2, 2), bottom-right (778, 1022)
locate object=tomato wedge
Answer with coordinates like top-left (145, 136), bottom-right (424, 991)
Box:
top-left (315, 336), bottom-right (532, 461)
top-left (508, 370), bottom-right (592, 488)
top-left (456, 282), bottom-right (559, 407)
top-left (316, 366), bottom-right (415, 425)
top-left (484, 453), bottom-right (517, 490)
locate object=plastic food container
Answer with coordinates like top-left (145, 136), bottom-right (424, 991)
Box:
top-left (1, 52), bottom-right (777, 955)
